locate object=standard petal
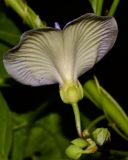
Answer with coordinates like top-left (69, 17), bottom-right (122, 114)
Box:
top-left (3, 28), bottom-right (64, 86)
top-left (63, 13), bottom-right (118, 80)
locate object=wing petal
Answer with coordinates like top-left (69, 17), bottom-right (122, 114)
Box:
top-left (63, 13), bottom-right (118, 80)
top-left (3, 28), bottom-right (64, 86)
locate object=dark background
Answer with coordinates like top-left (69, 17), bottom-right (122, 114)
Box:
top-left (1, 0), bottom-right (128, 151)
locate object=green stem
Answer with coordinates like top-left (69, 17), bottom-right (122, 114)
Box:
top-left (107, 118), bottom-right (128, 141)
top-left (96, 0), bottom-right (103, 16)
top-left (84, 79), bottom-right (128, 138)
top-left (108, 0), bottom-right (120, 16)
top-left (13, 123), bottom-right (28, 131)
top-left (72, 103), bottom-right (82, 137)
top-left (5, 0), bottom-right (46, 28)
top-left (87, 115), bottom-right (106, 130)
top-left (109, 149), bottom-right (128, 156)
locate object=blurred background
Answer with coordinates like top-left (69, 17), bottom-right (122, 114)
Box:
top-left (0, 0), bottom-right (128, 157)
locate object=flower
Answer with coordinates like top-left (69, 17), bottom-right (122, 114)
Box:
top-left (3, 13), bottom-right (118, 103)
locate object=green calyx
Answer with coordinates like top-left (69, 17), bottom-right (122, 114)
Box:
top-left (92, 128), bottom-right (110, 146)
top-left (59, 81), bottom-right (83, 104)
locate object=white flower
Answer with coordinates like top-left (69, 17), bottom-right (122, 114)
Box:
top-left (3, 13), bottom-right (118, 103)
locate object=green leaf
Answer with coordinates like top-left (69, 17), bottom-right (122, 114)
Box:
top-left (0, 12), bottom-right (20, 45)
top-left (0, 43), bottom-right (10, 79)
top-left (11, 112), bottom-right (31, 160)
top-left (25, 113), bottom-right (69, 160)
top-left (0, 10), bottom-right (21, 79)
top-left (11, 127), bottom-right (29, 160)
top-left (0, 92), bottom-right (12, 160)
top-left (11, 101), bottom-right (50, 160)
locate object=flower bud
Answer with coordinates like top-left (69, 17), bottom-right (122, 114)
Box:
top-left (92, 128), bottom-right (110, 146)
top-left (59, 81), bottom-right (83, 104)
top-left (65, 144), bottom-right (84, 160)
top-left (71, 138), bottom-right (88, 148)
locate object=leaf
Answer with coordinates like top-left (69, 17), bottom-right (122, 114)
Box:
top-left (0, 9), bottom-right (21, 79)
top-left (11, 101), bottom-right (51, 160)
top-left (25, 113), bottom-right (69, 160)
top-left (0, 92), bottom-right (12, 160)
top-left (0, 12), bottom-right (20, 45)
top-left (0, 43), bottom-right (10, 79)
top-left (11, 127), bottom-right (29, 160)
top-left (11, 112), bottom-right (31, 160)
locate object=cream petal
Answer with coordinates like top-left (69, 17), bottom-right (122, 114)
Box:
top-left (3, 13), bottom-right (118, 87)
top-left (3, 28), bottom-right (64, 86)
top-left (63, 13), bottom-right (118, 80)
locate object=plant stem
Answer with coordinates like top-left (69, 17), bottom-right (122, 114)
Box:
top-left (87, 115), bottom-right (106, 130)
top-left (96, 0), bottom-right (103, 16)
top-left (84, 79), bottom-right (128, 139)
top-left (5, 0), bottom-right (46, 28)
top-left (108, 121), bottom-right (128, 141)
top-left (108, 0), bottom-right (120, 16)
top-left (72, 103), bottom-right (82, 137)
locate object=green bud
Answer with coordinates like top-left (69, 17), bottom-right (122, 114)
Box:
top-left (65, 144), bottom-right (84, 160)
top-left (82, 129), bottom-right (90, 137)
top-left (71, 138), bottom-right (88, 148)
top-left (59, 81), bottom-right (83, 104)
top-left (92, 128), bottom-right (110, 146)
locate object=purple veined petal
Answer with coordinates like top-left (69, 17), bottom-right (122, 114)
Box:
top-left (3, 28), bottom-right (65, 86)
top-left (63, 13), bottom-right (118, 80)
top-left (3, 13), bottom-right (118, 87)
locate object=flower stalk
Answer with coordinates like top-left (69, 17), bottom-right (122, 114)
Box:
top-left (108, 0), bottom-right (120, 16)
top-left (72, 103), bottom-right (82, 137)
